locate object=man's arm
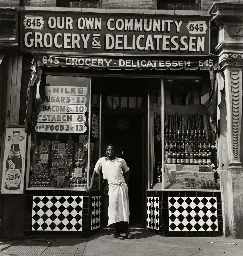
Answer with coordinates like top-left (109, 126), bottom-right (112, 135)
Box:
top-left (124, 171), bottom-right (129, 185)
top-left (121, 159), bottom-right (129, 185)
top-left (86, 171), bottom-right (99, 193)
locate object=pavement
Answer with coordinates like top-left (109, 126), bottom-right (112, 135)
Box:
top-left (0, 230), bottom-right (243, 256)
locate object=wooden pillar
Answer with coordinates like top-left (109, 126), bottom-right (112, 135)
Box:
top-left (5, 54), bottom-right (23, 127)
top-left (223, 67), bottom-right (243, 166)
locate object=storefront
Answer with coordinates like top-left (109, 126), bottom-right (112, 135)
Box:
top-left (18, 7), bottom-right (222, 236)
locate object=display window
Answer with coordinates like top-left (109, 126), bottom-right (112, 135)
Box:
top-left (148, 78), bottom-right (219, 191)
top-left (26, 74), bottom-right (100, 190)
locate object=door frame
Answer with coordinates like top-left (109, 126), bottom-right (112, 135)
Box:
top-left (99, 79), bottom-right (148, 227)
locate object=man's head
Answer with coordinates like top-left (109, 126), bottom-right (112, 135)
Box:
top-left (106, 144), bottom-right (115, 159)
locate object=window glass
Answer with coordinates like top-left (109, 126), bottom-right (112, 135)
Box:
top-left (27, 75), bottom-right (99, 190)
top-left (148, 79), bottom-right (219, 191)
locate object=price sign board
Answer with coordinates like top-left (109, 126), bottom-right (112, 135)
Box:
top-left (35, 78), bottom-right (90, 134)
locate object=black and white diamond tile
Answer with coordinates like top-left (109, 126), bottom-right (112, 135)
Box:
top-left (168, 197), bottom-right (218, 232)
top-left (91, 196), bottom-right (101, 230)
top-left (32, 196), bottom-right (83, 231)
top-left (146, 197), bottom-right (160, 230)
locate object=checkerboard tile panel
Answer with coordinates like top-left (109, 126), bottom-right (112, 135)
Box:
top-left (168, 197), bottom-right (218, 232)
top-left (91, 196), bottom-right (101, 230)
top-left (32, 196), bottom-right (83, 231)
top-left (146, 197), bottom-right (160, 230)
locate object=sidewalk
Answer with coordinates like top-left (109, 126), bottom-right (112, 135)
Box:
top-left (0, 230), bottom-right (243, 256)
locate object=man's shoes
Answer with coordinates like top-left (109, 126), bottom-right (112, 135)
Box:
top-left (120, 233), bottom-right (133, 239)
top-left (113, 232), bottom-right (121, 238)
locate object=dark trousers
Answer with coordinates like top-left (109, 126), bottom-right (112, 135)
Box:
top-left (114, 221), bottom-right (129, 234)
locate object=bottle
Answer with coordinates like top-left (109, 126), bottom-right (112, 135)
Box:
top-left (186, 130), bottom-right (189, 140)
top-left (202, 130), bottom-right (206, 142)
top-left (202, 152), bottom-right (207, 165)
top-left (185, 153), bottom-right (190, 164)
top-left (177, 152), bottom-right (181, 164)
top-left (169, 129), bottom-right (172, 140)
top-left (189, 153), bottom-right (194, 164)
top-left (207, 152), bottom-right (212, 165)
top-left (198, 151), bottom-right (202, 165)
top-left (172, 152), bottom-right (176, 164)
top-left (181, 142), bottom-right (185, 152)
top-left (165, 152), bottom-right (168, 163)
top-left (193, 152), bottom-right (198, 165)
top-left (181, 152), bottom-right (186, 164)
top-left (169, 140), bottom-right (173, 151)
top-left (165, 141), bottom-right (169, 153)
top-left (167, 152), bottom-right (172, 164)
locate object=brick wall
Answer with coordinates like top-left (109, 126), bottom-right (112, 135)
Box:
top-left (0, 0), bottom-right (20, 7)
top-left (102, 0), bottom-right (156, 9)
top-left (201, 0), bottom-right (219, 12)
top-left (25, 0), bottom-right (56, 6)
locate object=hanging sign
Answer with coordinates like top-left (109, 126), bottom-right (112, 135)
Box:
top-left (37, 103), bottom-right (87, 113)
top-left (37, 113), bottom-right (86, 122)
top-left (35, 123), bottom-right (87, 133)
top-left (1, 128), bottom-right (27, 194)
top-left (35, 80), bottom-right (90, 134)
top-left (20, 9), bottom-right (210, 56)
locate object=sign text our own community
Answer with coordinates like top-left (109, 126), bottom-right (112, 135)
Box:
top-left (21, 10), bottom-right (210, 56)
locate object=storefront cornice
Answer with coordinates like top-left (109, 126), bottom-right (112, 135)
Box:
top-left (210, 2), bottom-right (243, 24)
top-left (19, 6), bottom-right (209, 17)
top-left (218, 50), bottom-right (243, 69)
top-left (216, 42), bottom-right (243, 53)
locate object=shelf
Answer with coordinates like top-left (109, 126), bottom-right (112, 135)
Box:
top-left (147, 188), bottom-right (221, 192)
top-left (26, 187), bottom-right (86, 191)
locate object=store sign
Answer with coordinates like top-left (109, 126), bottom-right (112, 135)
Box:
top-left (1, 128), bottom-right (27, 194)
top-left (35, 82), bottom-right (90, 133)
top-left (20, 10), bottom-right (210, 56)
top-left (38, 55), bottom-right (217, 70)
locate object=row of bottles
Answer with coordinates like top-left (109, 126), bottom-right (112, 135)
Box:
top-left (165, 129), bottom-right (207, 144)
top-left (164, 113), bottom-right (214, 165)
top-left (165, 113), bottom-right (204, 135)
top-left (165, 150), bottom-right (212, 165)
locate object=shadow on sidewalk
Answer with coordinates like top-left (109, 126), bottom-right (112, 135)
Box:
top-left (86, 228), bottom-right (157, 241)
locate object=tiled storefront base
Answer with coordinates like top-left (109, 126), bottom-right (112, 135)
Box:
top-left (24, 192), bottom-right (102, 234)
top-left (24, 191), bottom-right (222, 236)
top-left (146, 191), bottom-right (223, 236)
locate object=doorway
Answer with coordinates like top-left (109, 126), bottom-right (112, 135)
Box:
top-left (101, 78), bottom-right (147, 226)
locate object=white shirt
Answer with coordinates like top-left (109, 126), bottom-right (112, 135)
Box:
top-left (94, 157), bottom-right (129, 185)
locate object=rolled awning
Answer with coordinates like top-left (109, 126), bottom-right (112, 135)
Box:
top-left (0, 54), bottom-right (4, 65)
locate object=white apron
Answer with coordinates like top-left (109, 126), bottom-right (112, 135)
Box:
top-left (108, 182), bottom-right (129, 225)
top-left (93, 157), bottom-right (130, 225)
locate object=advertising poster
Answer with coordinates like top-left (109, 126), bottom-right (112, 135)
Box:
top-left (1, 128), bottom-right (27, 194)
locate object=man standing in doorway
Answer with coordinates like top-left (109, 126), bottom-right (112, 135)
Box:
top-left (86, 144), bottom-right (131, 239)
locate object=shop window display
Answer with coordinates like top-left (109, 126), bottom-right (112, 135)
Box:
top-left (27, 75), bottom-right (100, 190)
top-left (149, 79), bottom-right (219, 191)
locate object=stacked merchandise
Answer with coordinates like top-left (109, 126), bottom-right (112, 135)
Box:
top-left (29, 140), bottom-right (51, 187)
top-left (29, 135), bottom-right (89, 188)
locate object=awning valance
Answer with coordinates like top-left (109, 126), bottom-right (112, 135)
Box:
top-left (35, 55), bottom-right (219, 71)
